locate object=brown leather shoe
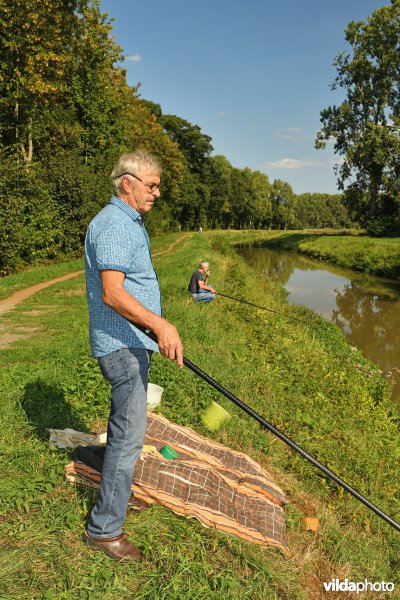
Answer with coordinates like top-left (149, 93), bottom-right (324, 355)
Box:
top-left (83, 532), bottom-right (142, 561)
top-left (128, 494), bottom-right (150, 511)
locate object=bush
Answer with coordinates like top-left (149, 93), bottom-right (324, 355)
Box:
top-left (0, 190), bottom-right (26, 275)
top-left (365, 215), bottom-right (400, 237)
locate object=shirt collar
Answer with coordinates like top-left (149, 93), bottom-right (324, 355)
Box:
top-left (109, 195), bottom-right (143, 224)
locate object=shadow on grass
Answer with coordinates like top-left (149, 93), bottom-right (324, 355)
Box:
top-left (21, 379), bottom-right (101, 521)
top-left (21, 379), bottom-right (89, 441)
top-left (260, 232), bottom-right (320, 249)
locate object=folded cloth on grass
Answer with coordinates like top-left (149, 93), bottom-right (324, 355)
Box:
top-left (65, 412), bottom-right (290, 555)
top-left (49, 428), bottom-right (98, 449)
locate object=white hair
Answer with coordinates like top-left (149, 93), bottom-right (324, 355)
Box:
top-left (111, 149), bottom-right (162, 193)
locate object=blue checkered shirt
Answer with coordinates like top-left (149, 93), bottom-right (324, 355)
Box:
top-left (85, 195), bottom-right (161, 357)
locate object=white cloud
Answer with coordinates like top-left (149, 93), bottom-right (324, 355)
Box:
top-left (275, 127), bottom-right (307, 141)
top-left (217, 111), bottom-right (230, 117)
top-left (125, 54), bottom-right (142, 62)
top-left (264, 158), bottom-right (324, 169)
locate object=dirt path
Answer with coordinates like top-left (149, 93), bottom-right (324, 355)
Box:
top-left (151, 232), bottom-right (191, 257)
top-left (0, 271), bottom-right (85, 316)
top-left (0, 233), bottom-right (191, 320)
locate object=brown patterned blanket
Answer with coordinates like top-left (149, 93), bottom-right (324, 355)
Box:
top-left (65, 412), bottom-right (290, 555)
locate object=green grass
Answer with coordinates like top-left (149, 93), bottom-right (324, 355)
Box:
top-left (0, 231), bottom-right (399, 599)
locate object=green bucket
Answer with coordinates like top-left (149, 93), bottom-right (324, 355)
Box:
top-left (201, 401), bottom-right (231, 431)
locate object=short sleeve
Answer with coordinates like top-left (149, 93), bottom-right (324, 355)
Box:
top-left (94, 221), bottom-right (136, 273)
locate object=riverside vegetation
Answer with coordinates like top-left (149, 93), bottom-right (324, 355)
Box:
top-left (0, 231), bottom-right (399, 599)
top-left (253, 230), bottom-right (400, 279)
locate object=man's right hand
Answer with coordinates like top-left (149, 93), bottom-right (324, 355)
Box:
top-left (153, 320), bottom-right (184, 368)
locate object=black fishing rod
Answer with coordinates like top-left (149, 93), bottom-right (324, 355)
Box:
top-left (217, 291), bottom-right (314, 325)
top-left (141, 327), bottom-right (400, 533)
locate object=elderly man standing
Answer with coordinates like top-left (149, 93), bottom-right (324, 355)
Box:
top-left (84, 149), bottom-right (183, 561)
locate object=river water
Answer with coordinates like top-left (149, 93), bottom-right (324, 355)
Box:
top-left (237, 245), bottom-right (400, 402)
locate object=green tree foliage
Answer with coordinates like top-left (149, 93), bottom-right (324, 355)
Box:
top-left (294, 194), bottom-right (352, 229)
top-left (67, 0), bottom-right (127, 164)
top-left (250, 171), bottom-right (273, 228)
top-left (125, 101), bottom-right (186, 223)
top-left (0, 1), bottom-right (351, 275)
top-left (316, 1), bottom-right (400, 233)
top-left (269, 179), bottom-right (295, 229)
top-left (228, 168), bottom-right (272, 229)
top-left (204, 155), bottom-right (233, 228)
top-left (0, 0), bottom-right (187, 272)
top-left (41, 149), bottom-right (109, 254)
top-left (159, 114), bottom-right (213, 174)
top-left (0, 0), bottom-right (79, 161)
top-left (0, 152), bottom-right (29, 274)
top-left (144, 107), bottom-right (218, 230)
top-left (136, 102), bottom-right (275, 232)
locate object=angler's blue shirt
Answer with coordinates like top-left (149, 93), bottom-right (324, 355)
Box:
top-left (85, 195), bottom-right (161, 357)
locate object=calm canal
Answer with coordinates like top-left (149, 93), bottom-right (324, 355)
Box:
top-left (238, 245), bottom-right (400, 402)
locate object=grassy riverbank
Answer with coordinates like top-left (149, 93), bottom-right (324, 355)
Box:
top-left (240, 229), bottom-right (400, 279)
top-left (0, 231), bottom-right (399, 599)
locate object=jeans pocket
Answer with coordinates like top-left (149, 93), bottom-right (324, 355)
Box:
top-left (98, 351), bottom-right (122, 382)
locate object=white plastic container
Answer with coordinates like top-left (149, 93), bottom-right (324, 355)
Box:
top-left (96, 432), bottom-right (107, 445)
top-left (147, 383), bottom-right (164, 411)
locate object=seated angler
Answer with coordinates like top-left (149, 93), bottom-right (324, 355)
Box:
top-left (188, 261), bottom-right (217, 303)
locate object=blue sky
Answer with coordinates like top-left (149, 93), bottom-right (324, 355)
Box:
top-left (100, 0), bottom-right (387, 194)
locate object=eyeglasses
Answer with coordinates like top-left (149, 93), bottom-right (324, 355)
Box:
top-left (114, 172), bottom-right (160, 193)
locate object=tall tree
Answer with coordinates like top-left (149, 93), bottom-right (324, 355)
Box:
top-left (270, 179), bottom-right (295, 229)
top-left (249, 170), bottom-right (272, 228)
top-left (315, 1), bottom-right (400, 227)
top-left (0, 0), bottom-right (81, 164)
top-left (203, 155), bottom-right (233, 228)
top-left (229, 168), bottom-right (256, 229)
top-left (294, 193), bottom-right (351, 229)
top-left (159, 114), bottom-right (213, 173)
top-left (68, 0), bottom-right (126, 164)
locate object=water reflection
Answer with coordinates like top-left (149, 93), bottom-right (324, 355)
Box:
top-left (238, 246), bottom-right (400, 400)
top-left (332, 283), bottom-right (400, 373)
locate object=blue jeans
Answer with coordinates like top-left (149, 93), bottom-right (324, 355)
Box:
top-left (87, 347), bottom-right (151, 539)
top-left (192, 291), bottom-right (216, 303)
